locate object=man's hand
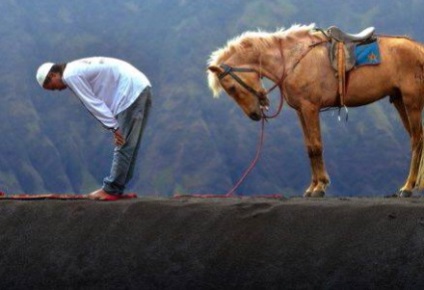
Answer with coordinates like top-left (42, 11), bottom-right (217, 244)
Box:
top-left (113, 129), bottom-right (125, 146)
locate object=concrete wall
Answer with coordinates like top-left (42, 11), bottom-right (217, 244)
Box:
top-left (0, 198), bottom-right (423, 289)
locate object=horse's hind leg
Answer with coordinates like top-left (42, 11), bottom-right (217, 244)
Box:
top-left (297, 107), bottom-right (330, 197)
top-left (391, 94), bottom-right (411, 135)
top-left (392, 95), bottom-right (414, 196)
top-left (397, 95), bottom-right (423, 197)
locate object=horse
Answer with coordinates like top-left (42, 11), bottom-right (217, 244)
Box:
top-left (207, 24), bottom-right (424, 197)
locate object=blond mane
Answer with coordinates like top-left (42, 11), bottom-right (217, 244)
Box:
top-left (207, 23), bottom-right (316, 97)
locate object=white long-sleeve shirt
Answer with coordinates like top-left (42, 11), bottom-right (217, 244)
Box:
top-left (63, 57), bottom-right (151, 130)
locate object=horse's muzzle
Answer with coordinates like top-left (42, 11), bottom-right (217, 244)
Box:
top-left (249, 112), bottom-right (262, 121)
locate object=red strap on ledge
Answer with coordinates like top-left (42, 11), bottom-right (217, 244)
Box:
top-left (0, 193), bottom-right (137, 201)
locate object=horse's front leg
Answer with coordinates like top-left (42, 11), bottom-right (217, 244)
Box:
top-left (297, 106), bottom-right (330, 197)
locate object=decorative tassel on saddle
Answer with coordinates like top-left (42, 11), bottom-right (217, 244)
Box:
top-left (337, 42), bottom-right (349, 121)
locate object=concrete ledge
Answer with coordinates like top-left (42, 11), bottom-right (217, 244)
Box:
top-left (1, 197), bottom-right (424, 289)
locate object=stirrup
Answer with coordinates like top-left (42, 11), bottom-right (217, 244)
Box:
top-left (338, 105), bottom-right (349, 122)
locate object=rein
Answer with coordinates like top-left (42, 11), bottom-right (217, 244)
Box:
top-left (174, 116), bottom-right (280, 199)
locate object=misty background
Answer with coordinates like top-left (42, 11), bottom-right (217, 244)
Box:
top-left (1, 0), bottom-right (423, 197)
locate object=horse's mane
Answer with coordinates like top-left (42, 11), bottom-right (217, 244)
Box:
top-left (207, 23), bottom-right (316, 97)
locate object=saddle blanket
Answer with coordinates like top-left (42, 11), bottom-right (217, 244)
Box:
top-left (355, 41), bottom-right (381, 66)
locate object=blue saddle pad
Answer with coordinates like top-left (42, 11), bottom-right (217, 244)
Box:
top-left (355, 41), bottom-right (381, 66)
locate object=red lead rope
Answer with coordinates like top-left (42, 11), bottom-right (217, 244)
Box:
top-left (174, 95), bottom-right (285, 199)
top-left (224, 116), bottom-right (266, 197)
top-left (174, 117), bottom-right (274, 199)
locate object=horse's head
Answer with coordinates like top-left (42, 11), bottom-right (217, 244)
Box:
top-left (208, 64), bottom-right (269, 121)
top-left (207, 25), bottom-right (318, 120)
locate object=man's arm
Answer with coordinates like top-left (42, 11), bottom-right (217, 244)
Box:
top-left (66, 75), bottom-right (119, 130)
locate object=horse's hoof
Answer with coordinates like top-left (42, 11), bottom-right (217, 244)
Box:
top-left (399, 190), bottom-right (413, 198)
top-left (303, 191), bottom-right (312, 197)
top-left (311, 190), bottom-right (325, 198)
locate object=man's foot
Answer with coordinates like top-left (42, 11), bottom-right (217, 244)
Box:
top-left (88, 188), bottom-right (120, 201)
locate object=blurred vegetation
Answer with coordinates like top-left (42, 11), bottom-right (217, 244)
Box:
top-left (0, 0), bottom-right (423, 196)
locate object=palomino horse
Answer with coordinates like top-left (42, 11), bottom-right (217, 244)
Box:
top-left (207, 24), bottom-right (424, 197)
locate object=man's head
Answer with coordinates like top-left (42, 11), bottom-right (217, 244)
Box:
top-left (36, 63), bottom-right (67, 91)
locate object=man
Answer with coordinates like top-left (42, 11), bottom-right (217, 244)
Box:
top-left (36, 57), bottom-right (152, 200)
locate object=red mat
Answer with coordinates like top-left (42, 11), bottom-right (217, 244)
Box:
top-left (173, 193), bottom-right (285, 199)
top-left (0, 192), bottom-right (137, 201)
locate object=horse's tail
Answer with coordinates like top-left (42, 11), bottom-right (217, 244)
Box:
top-left (416, 137), bottom-right (424, 189)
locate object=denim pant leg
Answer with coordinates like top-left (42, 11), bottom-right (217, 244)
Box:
top-left (103, 87), bottom-right (152, 194)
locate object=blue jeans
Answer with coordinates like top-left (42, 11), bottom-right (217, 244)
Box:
top-left (103, 87), bottom-right (152, 195)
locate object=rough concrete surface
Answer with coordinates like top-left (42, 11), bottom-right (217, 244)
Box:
top-left (1, 197), bottom-right (424, 289)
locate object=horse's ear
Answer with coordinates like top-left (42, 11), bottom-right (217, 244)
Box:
top-left (208, 65), bottom-right (223, 74)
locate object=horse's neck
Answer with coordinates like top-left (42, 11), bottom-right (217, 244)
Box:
top-left (252, 41), bottom-right (287, 83)
top-left (255, 36), bottom-right (313, 84)
top-left (275, 33), bottom-right (326, 78)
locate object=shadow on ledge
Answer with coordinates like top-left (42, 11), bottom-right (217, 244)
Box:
top-left (0, 197), bottom-right (424, 289)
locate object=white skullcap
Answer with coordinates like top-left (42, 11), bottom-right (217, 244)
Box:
top-left (36, 62), bottom-right (54, 87)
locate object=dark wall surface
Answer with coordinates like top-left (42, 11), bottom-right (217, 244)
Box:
top-left (1, 198), bottom-right (424, 289)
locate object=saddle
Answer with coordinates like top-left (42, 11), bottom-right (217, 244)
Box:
top-left (319, 26), bottom-right (376, 107)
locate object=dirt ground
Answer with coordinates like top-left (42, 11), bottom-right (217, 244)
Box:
top-left (0, 196), bottom-right (424, 289)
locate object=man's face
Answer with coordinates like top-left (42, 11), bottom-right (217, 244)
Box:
top-left (43, 72), bottom-right (67, 91)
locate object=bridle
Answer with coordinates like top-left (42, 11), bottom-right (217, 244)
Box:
top-left (217, 39), bottom-right (328, 120)
top-left (218, 64), bottom-right (266, 100)
top-left (218, 63), bottom-right (284, 119)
